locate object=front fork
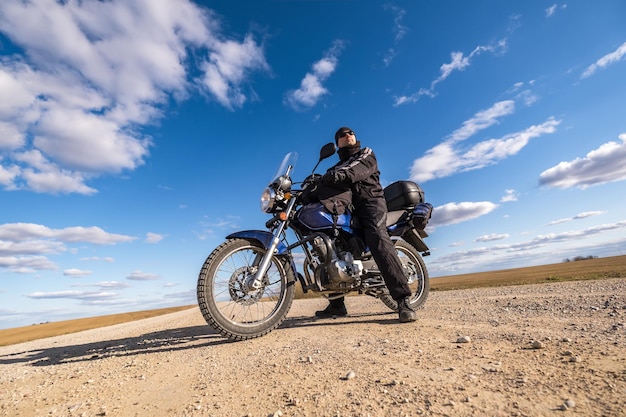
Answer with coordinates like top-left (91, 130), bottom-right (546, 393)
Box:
top-left (244, 198), bottom-right (297, 292)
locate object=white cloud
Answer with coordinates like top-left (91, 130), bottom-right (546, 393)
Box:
top-left (0, 121), bottom-right (24, 150)
top-left (200, 34), bottom-right (269, 109)
top-left (15, 149), bottom-right (98, 194)
top-left (284, 40), bottom-right (344, 110)
top-left (0, 222), bottom-right (135, 273)
top-left (34, 109), bottom-right (150, 173)
top-left (127, 270), bottom-right (159, 281)
top-left (382, 48), bottom-right (397, 67)
top-left (27, 290), bottom-right (117, 301)
top-left (95, 281), bottom-right (131, 289)
top-left (384, 5), bottom-right (408, 42)
top-left (438, 51), bottom-right (470, 81)
top-left (501, 189), bottom-right (519, 203)
top-left (475, 233), bottom-right (509, 243)
top-left (539, 133), bottom-right (626, 189)
top-left (394, 38), bottom-right (507, 106)
top-left (145, 232), bottom-right (164, 244)
top-left (582, 41), bottom-right (626, 79)
top-left (524, 221), bottom-right (626, 246)
top-left (195, 216), bottom-right (241, 240)
top-left (0, 222), bottom-right (135, 244)
top-left (63, 268), bottom-right (92, 277)
top-left (80, 256), bottom-right (115, 263)
top-left (506, 81), bottom-right (539, 107)
top-left (381, 5), bottom-right (408, 67)
top-left (547, 211), bottom-right (605, 226)
top-left (545, 4), bottom-right (566, 17)
top-left (447, 100), bottom-right (515, 143)
top-left (0, 255), bottom-right (57, 273)
top-left (0, 0), bottom-right (268, 194)
top-left (410, 99), bottom-right (560, 183)
top-left (72, 280), bottom-right (130, 289)
top-left (430, 201), bottom-right (498, 228)
top-left (0, 239), bottom-right (66, 256)
top-left (0, 161), bottom-right (20, 187)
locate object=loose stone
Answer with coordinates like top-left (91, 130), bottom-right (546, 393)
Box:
top-left (531, 340), bottom-right (545, 349)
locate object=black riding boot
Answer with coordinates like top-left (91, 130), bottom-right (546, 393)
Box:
top-left (315, 296), bottom-right (347, 318)
top-left (397, 297), bottom-right (417, 323)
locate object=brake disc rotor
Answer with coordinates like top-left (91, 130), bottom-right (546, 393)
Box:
top-left (229, 266), bottom-right (264, 305)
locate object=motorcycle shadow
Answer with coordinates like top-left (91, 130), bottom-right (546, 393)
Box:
top-left (0, 325), bottom-right (229, 367)
top-left (279, 310), bottom-right (398, 330)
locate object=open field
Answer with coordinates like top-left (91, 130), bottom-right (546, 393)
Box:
top-left (2, 254), bottom-right (625, 347)
top-left (429, 253), bottom-right (626, 290)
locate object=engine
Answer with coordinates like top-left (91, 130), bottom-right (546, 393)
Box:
top-left (309, 235), bottom-right (364, 289)
top-left (329, 252), bottom-right (364, 284)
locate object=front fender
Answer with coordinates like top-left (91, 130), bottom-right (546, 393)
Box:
top-left (226, 230), bottom-right (289, 255)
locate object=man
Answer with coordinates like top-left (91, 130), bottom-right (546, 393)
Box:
top-left (315, 127), bottom-right (417, 323)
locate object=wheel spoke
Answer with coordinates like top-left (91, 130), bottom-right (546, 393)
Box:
top-left (197, 238), bottom-right (296, 340)
top-left (213, 247), bottom-right (283, 323)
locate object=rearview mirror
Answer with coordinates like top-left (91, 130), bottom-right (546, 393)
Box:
top-left (319, 142), bottom-right (336, 161)
top-left (311, 142), bottom-right (337, 174)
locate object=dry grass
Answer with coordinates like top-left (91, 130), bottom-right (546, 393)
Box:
top-left (2, 255), bottom-right (625, 346)
top-left (0, 305), bottom-right (195, 347)
top-left (429, 254), bottom-right (626, 290)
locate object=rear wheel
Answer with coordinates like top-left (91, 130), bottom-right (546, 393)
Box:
top-left (379, 239), bottom-right (430, 311)
top-left (197, 238), bottom-right (295, 341)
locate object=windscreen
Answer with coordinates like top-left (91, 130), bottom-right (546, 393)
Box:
top-left (269, 152), bottom-right (298, 184)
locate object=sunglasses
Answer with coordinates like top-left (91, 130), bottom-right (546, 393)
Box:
top-left (338, 130), bottom-right (354, 139)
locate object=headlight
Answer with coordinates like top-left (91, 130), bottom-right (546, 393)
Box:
top-left (260, 187), bottom-right (276, 213)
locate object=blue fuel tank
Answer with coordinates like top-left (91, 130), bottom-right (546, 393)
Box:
top-left (297, 202), bottom-right (352, 231)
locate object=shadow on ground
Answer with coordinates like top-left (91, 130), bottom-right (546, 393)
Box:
top-left (0, 310), bottom-right (399, 367)
top-left (0, 325), bottom-right (226, 367)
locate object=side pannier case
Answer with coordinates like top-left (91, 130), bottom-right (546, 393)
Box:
top-left (384, 181), bottom-right (424, 211)
top-left (412, 202), bottom-right (433, 230)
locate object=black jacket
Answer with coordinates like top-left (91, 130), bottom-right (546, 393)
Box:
top-left (329, 146), bottom-right (384, 206)
top-left (306, 145), bottom-right (384, 215)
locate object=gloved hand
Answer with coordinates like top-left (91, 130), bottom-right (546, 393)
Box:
top-left (309, 174), bottom-right (322, 185)
top-left (321, 170), bottom-right (346, 184)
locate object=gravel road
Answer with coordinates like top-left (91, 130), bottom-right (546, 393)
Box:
top-left (1, 278), bottom-right (625, 417)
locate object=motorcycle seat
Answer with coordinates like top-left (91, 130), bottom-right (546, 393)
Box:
top-left (386, 210), bottom-right (410, 227)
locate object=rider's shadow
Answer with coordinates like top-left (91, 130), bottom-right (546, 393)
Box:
top-left (0, 325), bottom-right (227, 367)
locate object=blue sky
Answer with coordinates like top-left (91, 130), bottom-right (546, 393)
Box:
top-left (1, 0), bottom-right (625, 329)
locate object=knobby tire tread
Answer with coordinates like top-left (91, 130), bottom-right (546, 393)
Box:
top-left (197, 239), bottom-right (295, 341)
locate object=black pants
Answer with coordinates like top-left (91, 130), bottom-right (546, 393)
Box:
top-left (355, 198), bottom-right (412, 301)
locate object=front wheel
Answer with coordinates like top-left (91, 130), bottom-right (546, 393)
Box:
top-left (379, 239), bottom-right (430, 312)
top-left (197, 238), bottom-right (295, 341)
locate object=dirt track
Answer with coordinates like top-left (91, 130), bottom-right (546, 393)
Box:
top-left (1, 278), bottom-right (625, 417)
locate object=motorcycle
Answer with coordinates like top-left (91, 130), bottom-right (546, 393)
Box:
top-left (197, 143), bottom-right (433, 341)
